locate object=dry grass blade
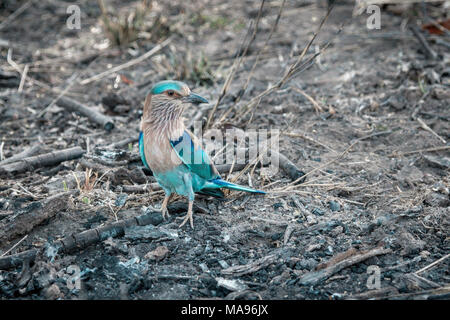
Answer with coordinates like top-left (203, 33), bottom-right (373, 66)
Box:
top-left (273, 140), bottom-right (359, 192)
top-left (233, 5), bottom-right (338, 121)
top-left (292, 86), bottom-right (324, 113)
top-left (217, 0), bottom-right (286, 125)
top-left (204, 0), bottom-right (266, 130)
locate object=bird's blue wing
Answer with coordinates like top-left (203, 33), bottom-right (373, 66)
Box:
top-left (170, 130), bottom-right (220, 180)
top-left (139, 131), bottom-right (150, 169)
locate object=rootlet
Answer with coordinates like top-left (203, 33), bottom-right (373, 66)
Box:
top-left (180, 304), bottom-right (269, 317)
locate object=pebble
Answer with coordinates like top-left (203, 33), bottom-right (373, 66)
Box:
top-left (328, 201), bottom-right (341, 212)
top-left (144, 246), bottom-right (169, 261)
top-left (44, 284), bottom-right (61, 300)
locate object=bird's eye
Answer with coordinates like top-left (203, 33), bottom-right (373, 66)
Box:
top-left (167, 90), bottom-right (174, 96)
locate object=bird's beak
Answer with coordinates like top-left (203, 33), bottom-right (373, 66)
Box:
top-left (185, 92), bottom-right (209, 105)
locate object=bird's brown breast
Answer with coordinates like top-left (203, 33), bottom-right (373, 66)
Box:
top-left (142, 123), bottom-right (183, 173)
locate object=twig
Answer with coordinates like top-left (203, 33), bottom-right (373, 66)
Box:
top-left (218, 0), bottom-right (286, 124)
top-left (292, 86), bottom-right (324, 113)
top-left (283, 132), bottom-right (337, 153)
top-left (222, 253), bottom-right (278, 276)
top-left (0, 0), bottom-right (34, 31)
top-left (0, 141), bottom-right (4, 161)
top-left (37, 72), bottom-right (80, 117)
top-left (276, 140), bottom-right (358, 191)
top-left (0, 207), bottom-right (167, 270)
top-left (390, 145), bottom-right (450, 157)
top-left (234, 5), bottom-right (337, 121)
top-left (17, 64), bottom-right (29, 92)
top-left (299, 247), bottom-right (392, 286)
top-left (79, 37), bottom-right (172, 85)
top-left (409, 25), bottom-right (438, 60)
top-left (1, 235), bottom-right (28, 257)
top-left (417, 117), bottom-right (446, 144)
top-left (204, 0), bottom-right (266, 130)
top-left (415, 253), bottom-right (450, 275)
top-left (54, 96), bottom-right (114, 131)
top-left (0, 144), bottom-right (43, 165)
top-left (0, 147), bottom-right (85, 175)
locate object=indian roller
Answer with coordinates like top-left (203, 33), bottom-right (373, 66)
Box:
top-left (139, 80), bottom-right (265, 228)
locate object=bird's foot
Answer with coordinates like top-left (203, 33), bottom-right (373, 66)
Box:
top-left (161, 206), bottom-right (170, 220)
top-left (160, 195), bottom-right (171, 220)
top-left (177, 201), bottom-right (194, 229)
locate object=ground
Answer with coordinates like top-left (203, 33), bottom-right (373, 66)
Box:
top-left (0, 0), bottom-right (449, 300)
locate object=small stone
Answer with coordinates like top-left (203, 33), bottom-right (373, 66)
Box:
top-left (144, 246), bottom-right (169, 261)
top-left (216, 277), bottom-right (248, 291)
top-left (330, 225), bottom-right (344, 237)
top-left (420, 250), bottom-right (431, 259)
top-left (44, 284), bottom-right (61, 300)
top-left (306, 243), bottom-right (322, 252)
top-left (297, 258), bottom-right (318, 271)
top-left (328, 201), bottom-right (341, 212)
top-left (115, 193), bottom-right (128, 207)
top-left (218, 260), bottom-right (230, 269)
top-left (424, 192), bottom-right (450, 207)
top-left (271, 233), bottom-right (283, 241)
top-left (124, 225), bottom-right (163, 242)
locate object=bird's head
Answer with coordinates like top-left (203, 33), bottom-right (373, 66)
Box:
top-left (143, 80), bottom-right (208, 122)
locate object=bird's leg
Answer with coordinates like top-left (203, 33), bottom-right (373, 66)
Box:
top-left (160, 194), bottom-right (172, 220)
top-left (178, 200), bottom-right (194, 229)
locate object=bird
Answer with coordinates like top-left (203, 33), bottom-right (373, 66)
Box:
top-left (139, 80), bottom-right (265, 228)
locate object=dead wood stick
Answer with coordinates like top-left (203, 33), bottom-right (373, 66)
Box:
top-left (409, 25), bottom-right (438, 60)
top-left (0, 144), bottom-right (42, 165)
top-left (233, 147), bottom-right (305, 182)
top-left (273, 151), bottom-right (306, 183)
top-left (298, 247), bottom-right (392, 286)
top-left (0, 191), bottom-right (75, 245)
top-left (222, 254), bottom-right (278, 276)
top-left (379, 285), bottom-right (450, 300)
top-left (107, 136), bottom-right (138, 149)
top-left (0, 208), bottom-right (163, 270)
top-left (55, 96), bottom-right (114, 131)
top-left (0, 249), bottom-right (37, 270)
top-left (347, 286), bottom-right (399, 300)
top-left (402, 273), bottom-right (441, 290)
top-left (0, 147), bottom-right (85, 175)
top-left (118, 183), bottom-right (162, 193)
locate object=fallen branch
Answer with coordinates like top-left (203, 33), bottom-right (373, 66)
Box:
top-left (0, 191), bottom-right (75, 245)
top-left (275, 151), bottom-right (306, 183)
top-left (298, 247), bottom-right (392, 286)
top-left (0, 144), bottom-right (43, 165)
top-left (0, 208), bottom-right (165, 270)
top-left (222, 254), bottom-right (278, 276)
top-left (55, 96), bottom-right (114, 131)
top-left (409, 25), bottom-right (438, 60)
top-left (0, 147), bottom-right (85, 175)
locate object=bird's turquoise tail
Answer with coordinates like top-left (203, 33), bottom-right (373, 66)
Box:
top-left (211, 178), bottom-right (266, 194)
